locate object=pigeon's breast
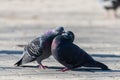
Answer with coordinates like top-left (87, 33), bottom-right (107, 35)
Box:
top-left (51, 38), bottom-right (58, 50)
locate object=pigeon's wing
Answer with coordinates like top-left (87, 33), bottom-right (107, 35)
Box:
top-left (54, 43), bottom-right (83, 68)
top-left (27, 37), bottom-right (45, 57)
top-left (53, 42), bottom-right (95, 69)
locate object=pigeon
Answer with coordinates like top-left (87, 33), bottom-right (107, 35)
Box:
top-left (51, 31), bottom-right (110, 72)
top-left (99, 0), bottom-right (120, 18)
top-left (14, 27), bottom-right (65, 69)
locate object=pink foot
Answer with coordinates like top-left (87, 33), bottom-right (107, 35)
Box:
top-left (39, 64), bottom-right (48, 69)
top-left (58, 67), bottom-right (69, 72)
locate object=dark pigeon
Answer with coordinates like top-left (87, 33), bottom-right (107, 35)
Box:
top-left (100, 0), bottom-right (120, 18)
top-left (14, 27), bottom-right (65, 69)
top-left (51, 31), bottom-right (110, 72)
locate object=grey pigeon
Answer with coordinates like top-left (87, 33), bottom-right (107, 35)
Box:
top-left (100, 0), bottom-right (120, 18)
top-left (14, 27), bottom-right (65, 69)
top-left (51, 31), bottom-right (110, 72)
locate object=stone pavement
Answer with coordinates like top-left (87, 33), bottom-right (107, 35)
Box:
top-left (0, 51), bottom-right (120, 80)
top-left (0, 0), bottom-right (120, 80)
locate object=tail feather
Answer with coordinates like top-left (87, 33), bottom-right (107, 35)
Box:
top-left (14, 58), bottom-right (23, 66)
top-left (14, 52), bottom-right (36, 67)
top-left (83, 60), bottom-right (110, 70)
top-left (14, 48), bottom-right (37, 67)
top-left (94, 61), bottom-right (110, 70)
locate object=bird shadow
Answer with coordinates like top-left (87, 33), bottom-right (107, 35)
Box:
top-left (19, 65), bottom-right (39, 68)
top-left (0, 66), bottom-right (23, 69)
top-left (48, 66), bottom-right (120, 72)
top-left (0, 50), bottom-right (23, 54)
top-left (1, 66), bottom-right (119, 73)
top-left (0, 50), bottom-right (120, 58)
top-left (0, 65), bottom-right (39, 70)
top-left (91, 54), bottom-right (120, 58)
top-left (72, 68), bottom-right (110, 72)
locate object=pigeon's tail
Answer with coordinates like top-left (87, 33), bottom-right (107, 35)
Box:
top-left (14, 50), bottom-right (36, 67)
top-left (14, 58), bottom-right (23, 66)
top-left (83, 60), bottom-right (110, 70)
top-left (94, 61), bottom-right (110, 70)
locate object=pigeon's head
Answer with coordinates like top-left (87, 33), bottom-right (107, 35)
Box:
top-left (63, 31), bottom-right (75, 42)
top-left (53, 26), bottom-right (65, 35)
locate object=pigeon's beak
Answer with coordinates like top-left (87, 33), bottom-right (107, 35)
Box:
top-left (62, 32), bottom-right (67, 35)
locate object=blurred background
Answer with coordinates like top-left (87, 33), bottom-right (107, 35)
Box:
top-left (0, 0), bottom-right (120, 55)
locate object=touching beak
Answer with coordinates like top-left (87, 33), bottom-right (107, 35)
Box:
top-left (62, 31), bottom-right (67, 35)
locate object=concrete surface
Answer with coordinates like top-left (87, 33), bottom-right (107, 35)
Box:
top-left (0, 0), bottom-right (120, 80)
